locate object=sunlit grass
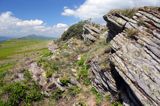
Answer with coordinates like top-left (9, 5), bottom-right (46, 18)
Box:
top-left (0, 39), bottom-right (49, 60)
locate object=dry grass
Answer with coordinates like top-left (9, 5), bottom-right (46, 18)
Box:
top-left (109, 8), bottom-right (137, 18)
top-left (125, 28), bottom-right (138, 39)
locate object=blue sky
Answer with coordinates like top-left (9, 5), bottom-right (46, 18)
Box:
top-left (0, 0), bottom-right (85, 25)
top-left (0, 0), bottom-right (159, 37)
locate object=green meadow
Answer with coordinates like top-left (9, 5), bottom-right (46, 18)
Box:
top-left (0, 39), bottom-right (49, 59)
top-left (0, 39), bottom-right (51, 75)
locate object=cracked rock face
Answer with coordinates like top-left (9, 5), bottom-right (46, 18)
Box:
top-left (105, 7), bottom-right (160, 106)
top-left (90, 7), bottom-right (160, 106)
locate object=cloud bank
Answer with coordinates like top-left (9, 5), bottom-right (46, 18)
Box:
top-left (62, 0), bottom-right (160, 21)
top-left (0, 11), bottom-right (68, 37)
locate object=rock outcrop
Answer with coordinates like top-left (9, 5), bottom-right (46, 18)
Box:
top-left (82, 23), bottom-right (106, 43)
top-left (28, 62), bottom-right (67, 95)
top-left (90, 7), bottom-right (160, 106)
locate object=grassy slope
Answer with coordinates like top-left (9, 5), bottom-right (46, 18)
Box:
top-left (0, 39), bottom-right (52, 105)
top-left (0, 39), bottom-right (49, 60)
top-left (0, 39), bottom-right (50, 78)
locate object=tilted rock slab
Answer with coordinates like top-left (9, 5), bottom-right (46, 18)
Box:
top-left (100, 7), bottom-right (160, 106)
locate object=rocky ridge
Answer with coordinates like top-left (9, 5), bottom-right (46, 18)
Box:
top-left (8, 7), bottom-right (160, 106)
top-left (90, 7), bottom-right (160, 106)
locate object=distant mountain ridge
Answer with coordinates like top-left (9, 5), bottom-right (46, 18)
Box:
top-left (19, 34), bottom-right (56, 40)
top-left (0, 36), bottom-right (11, 42)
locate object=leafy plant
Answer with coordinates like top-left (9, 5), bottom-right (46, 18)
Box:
top-left (51, 88), bottom-right (64, 101)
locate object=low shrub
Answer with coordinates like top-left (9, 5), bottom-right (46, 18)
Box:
top-left (60, 21), bottom-right (88, 41)
top-left (1, 82), bottom-right (43, 105)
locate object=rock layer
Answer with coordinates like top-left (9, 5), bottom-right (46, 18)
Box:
top-left (90, 7), bottom-right (160, 106)
top-left (82, 23), bottom-right (106, 43)
top-left (107, 7), bottom-right (160, 106)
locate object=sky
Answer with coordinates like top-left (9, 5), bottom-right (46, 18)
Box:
top-left (0, 0), bottom-right (159, 38)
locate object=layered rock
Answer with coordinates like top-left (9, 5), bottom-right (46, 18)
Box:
top-left (108, 7), bottom-right (160, 106)
top-left (82, 23), bottom-right (106, 43)
top-left (90, 7), bottom-right (160, 106)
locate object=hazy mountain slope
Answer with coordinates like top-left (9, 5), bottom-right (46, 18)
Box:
top-left (19, 34), bottom-right (56, 40)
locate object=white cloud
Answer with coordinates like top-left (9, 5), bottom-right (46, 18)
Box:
top-left (56, 23), bottom-right (68, 28)
top-left (62, 8), bottom-right (75, 16)
top-left (16, 19), bottom-right (43, 26)
top-left (62, 0), bottom-right (160, 22)
top-left (0, 11), bottom-right (68, 37)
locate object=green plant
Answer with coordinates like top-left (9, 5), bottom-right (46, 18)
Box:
top-left (76, 57), bottom-right (86, 66)
top-left (2, 82), bottom-right (43, 106)
top-left (111, 101), bottom-right (123, 106)
top-left (0, 100), bottom-right (5, 106)
top-left (25, 86), bottom-right (43, 103)
top-left (24, 69), bottom-right (32, 81)
top-left (60, 21), bottom-right (88, 41)
top-left (51, 88), bottom-right (63, 101)
top-left (105, 95), bottom-right (111, 101)
top-left (37, 59), bottom-right (59, 78)
top-left (42, 50), bottom-right (53, 57)
top-left (76, 55), bottom-right (91, 86)
top-left (68, 86), bottom-right (81, 97)
top-left (46, 70), bottom-right (53, 78)
top-left (91, 87), bottom-right (103, 104)
top-left (60, 76), bottom-right (70, 86)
